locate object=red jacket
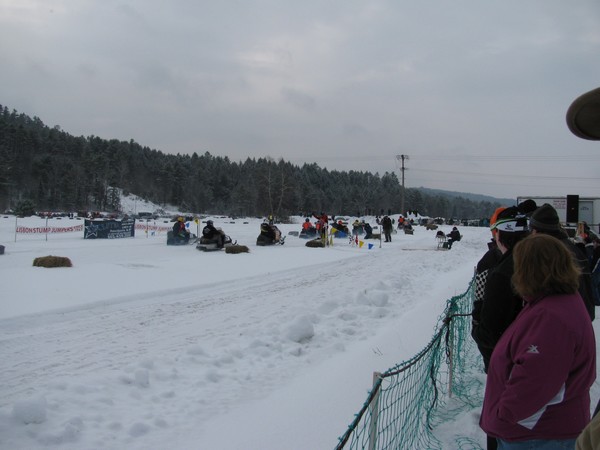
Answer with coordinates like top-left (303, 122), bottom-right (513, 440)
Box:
top-left (480, 292), bottom-right (596, 441)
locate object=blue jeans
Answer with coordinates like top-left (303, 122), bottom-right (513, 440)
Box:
top-left (497, 438), bottom-right (576, 450)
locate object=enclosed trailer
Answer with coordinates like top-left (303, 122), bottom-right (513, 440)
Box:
top-left (517, 196), bottom-right (600, 231)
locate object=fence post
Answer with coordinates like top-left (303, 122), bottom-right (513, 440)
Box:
top-left (368, 372), bottom-right (382, 450)
top-left (447, 321), bottom-right (454, 399)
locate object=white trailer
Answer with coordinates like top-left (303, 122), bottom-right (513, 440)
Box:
top-left (517, 196), bottom-right (600, 232)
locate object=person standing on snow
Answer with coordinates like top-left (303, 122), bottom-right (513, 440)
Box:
top-left (312, 211), bottom-right (329, 242)
top-left (472, 207), bottom-right (530, 450)
top-left (382, 215), bottom-right (393, 242)
top-left (472, 207), bottom-right (530, 371)
top-left (480, 234), bottom-right (595, 449)
top-left (528, 203), bottom-right (596, 320)
top-left (363, 222), bottom-right (373, 239)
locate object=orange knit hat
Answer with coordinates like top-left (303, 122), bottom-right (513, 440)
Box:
top-left (490, 207), bottom-right (507, 236)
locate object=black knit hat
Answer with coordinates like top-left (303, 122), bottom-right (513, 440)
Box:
top-left (529, 203), bottom-right (560, 231)
top-left (517, 199), bottom-right (538, 216)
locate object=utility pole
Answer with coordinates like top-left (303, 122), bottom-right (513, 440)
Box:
top-left (396, 155), bottom-right (408, 216)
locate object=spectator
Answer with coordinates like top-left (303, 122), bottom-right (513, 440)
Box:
top-left (382, 215), bottom-right (393, 242)
top-left (481, 234), bottom-right (596, 449)
top-left (566, 84), bottom-right (600, 450)
top-left (363, 222), bottom-right (373, 239)
top-left (446, 226), bottom-right (461, 249)
top-left (472, 206), bottom-right (529, 372)
top-left (517, 199), bottom-right (538, 217)
top-left (577, 412), bottom-right (600, 450)
top-left (471, 206), bottom-right (514, 450)
top-left (472, 207), bottom-right (506, 350)
top-left (529, 203), bottom-right (597, 319)
top-left (352, 219), bottom-right (362, 236)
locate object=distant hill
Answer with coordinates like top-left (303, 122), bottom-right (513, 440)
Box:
top-left (1, 104), bottom-right (505, 219)
top-left (417, 187), bottom-right (516, 207)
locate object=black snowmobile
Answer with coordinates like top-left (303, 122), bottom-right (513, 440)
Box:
top-left (299, 227), bottom-right (317, 239)
top-left (298, 218), bottom-right (317, 239)
top-left (167, 231), bottom-right (197, 245)
top-left (167, 217), bottom-right (196, 245)
top-left (196, 234), bottom-right (234, 251)
top-left (256, 222), bottom-right (285, 246)
top-left (196, 220), bottom-right (235, 251)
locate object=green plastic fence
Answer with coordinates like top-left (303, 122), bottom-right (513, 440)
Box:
top-left (334, 277), bottom-right (485, 450)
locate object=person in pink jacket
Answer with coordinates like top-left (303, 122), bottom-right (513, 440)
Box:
top-left (480, 233), bottom-right (596, 449)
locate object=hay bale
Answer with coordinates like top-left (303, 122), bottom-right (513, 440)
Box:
top-left (33, 255), bottom-right (73, 268)
top-left (225, 245), bottom-right (249, 254)
top-left (306, 238), bottom-right (325, 248)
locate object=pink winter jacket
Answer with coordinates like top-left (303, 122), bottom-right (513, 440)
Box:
top-left (480, 292), bottom-right (596, 441)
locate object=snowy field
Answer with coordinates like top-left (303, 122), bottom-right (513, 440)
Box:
top-left (0, 213), bottom-right (598, 450)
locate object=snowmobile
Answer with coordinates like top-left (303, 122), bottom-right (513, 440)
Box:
top-left (330, 222), bottom-right (349, 238)
top-left (299, 227), bottom-right (317, 239)
top-left (166, 231), bottom-right (196, 245)
top-left (196, 234), bottom-right (234, 251)
top-left (256, 223), bottom-right (285, 246)
top-left (196, 220), bottom-right (235, 251)
top-left (298, 218), bottom-right (317, 239)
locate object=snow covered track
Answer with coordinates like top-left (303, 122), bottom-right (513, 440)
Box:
top-left (0, 216), bottom-right (488, 449)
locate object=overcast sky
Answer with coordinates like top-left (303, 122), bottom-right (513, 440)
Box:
top-left (2, 0), bottom-right (599, 200)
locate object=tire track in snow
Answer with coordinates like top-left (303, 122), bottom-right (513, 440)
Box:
top-left (0, 251), bottom-right (375, 405)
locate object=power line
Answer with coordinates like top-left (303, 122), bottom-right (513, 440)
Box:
top-left (409, 154), bottom-right (600, 162)
top-left (410, 167), bottom-right (599, 181)
top-left (289, 153), bottom-right (600, 162)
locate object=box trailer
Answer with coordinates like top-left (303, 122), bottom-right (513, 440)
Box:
top-left (517, 196), bottom-right (600, 232)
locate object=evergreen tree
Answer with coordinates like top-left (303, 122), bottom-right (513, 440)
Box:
top-left (0, 104), bottom-right (504, 220)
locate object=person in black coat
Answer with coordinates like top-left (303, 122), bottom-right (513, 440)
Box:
top-left (529, 203), bottom-right (596, 320)
top-left (202, 220), bottom-right (224, 248)
top-left (382, 216), bottom-right (393, 242)
top-left (363, 222), bottom-right (373, 239)
top-left (472, 207), bottom-right (529, 372)
top-left (257, 222), bottom-right (283, 245)
top-left (471, 208), bottom-right (530, 450)
top-left (446, 227), bottom-right (461, 249)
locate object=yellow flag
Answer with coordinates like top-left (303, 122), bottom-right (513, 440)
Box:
top-left (359, 240), bottom-right (364, 248)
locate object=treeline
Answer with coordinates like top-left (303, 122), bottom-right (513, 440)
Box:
top-left (0, 105), bottom-right (501, 219)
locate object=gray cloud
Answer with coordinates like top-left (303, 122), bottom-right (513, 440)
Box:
top-left (281, 87), bottom-right (316, 111)
top-left (1, 0), bottom-right (599, 199)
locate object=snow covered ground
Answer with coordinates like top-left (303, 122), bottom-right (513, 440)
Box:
top-left (0, 213), bottom-right (598, 450)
